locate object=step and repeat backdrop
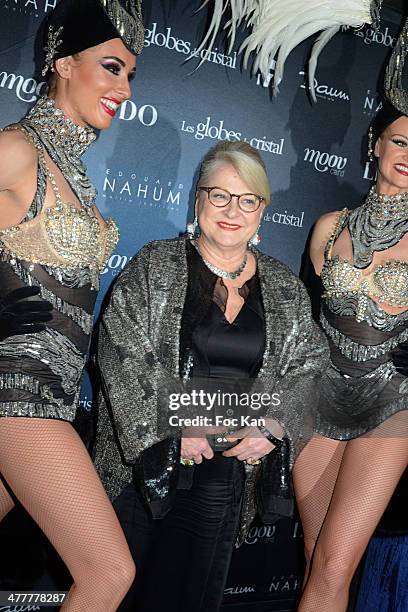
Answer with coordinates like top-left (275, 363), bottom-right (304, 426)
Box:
top-left (0, 0), bottom-right (404, 610)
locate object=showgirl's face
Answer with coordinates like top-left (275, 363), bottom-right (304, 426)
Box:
top-left (196, 163), bottom-right (265, 252)
top-left (375, 116), bottom-right (408, 195)
top-left (54, 38), bottom-right (136, 129)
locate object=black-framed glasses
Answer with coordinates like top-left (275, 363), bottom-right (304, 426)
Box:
top-left (198, 186), bottom-right (264, 213)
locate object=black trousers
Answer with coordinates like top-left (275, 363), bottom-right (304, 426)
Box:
top-left (113, 453), bottom-right (245, 612)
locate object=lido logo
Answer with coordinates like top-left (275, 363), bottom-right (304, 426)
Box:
top-left (363, 160), bottom-right (377, 182)
top-left (118, 101), bottom-right (158, 126)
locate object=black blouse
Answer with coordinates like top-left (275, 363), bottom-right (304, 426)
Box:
top-left (180, 240), bottom-right (265, 380)
top-left (191, 284), bottom-right (265, 380)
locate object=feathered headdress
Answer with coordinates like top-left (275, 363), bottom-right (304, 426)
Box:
top-left (364, 14), bottom-right (408, 159)
top-left (195, 0), bottom-right (382, 100)
top-left (385, 15), bottom-right (408, 115)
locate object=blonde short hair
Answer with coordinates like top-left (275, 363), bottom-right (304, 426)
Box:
top-left (197, 141), bottom-right (271, 205)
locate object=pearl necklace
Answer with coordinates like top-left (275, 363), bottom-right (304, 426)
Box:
top-left (194, 243), bottom-right (248, 280)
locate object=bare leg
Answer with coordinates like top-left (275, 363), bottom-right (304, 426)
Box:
top-left (0, 477), bottom-right (14, 522)
top-left (293, 436), bottom-right (346, 585)
top-left (297, 423), bottom-right (408, 612)
top-left (0, 418), bottom-right (135, 611)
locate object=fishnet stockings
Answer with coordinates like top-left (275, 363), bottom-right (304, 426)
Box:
top-left (293, 436), bottom-right (346, 585)
top-left (0, 418), bottom-right (135, 611)
top-left (294, 418), bottom-right (408, 612)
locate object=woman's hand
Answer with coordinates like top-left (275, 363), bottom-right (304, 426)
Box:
top-left (181, 428), bottom-right (214, 464)
top-left (222, 422), bottom-right (281, 462)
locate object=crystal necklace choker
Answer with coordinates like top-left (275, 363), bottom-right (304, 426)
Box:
top-left (21, 96), bottom-right (97, 208)
top-left (24, 96), bottom-right (96, 156)
top-left (365, 186), bottom-right (408, 220)
top-left (348, 186), bottom-right (408, 268)
top-left (194, 242), bottom-right (248, 280)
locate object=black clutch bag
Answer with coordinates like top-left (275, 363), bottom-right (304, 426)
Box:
top-left (256, 437), bottom-right (294, 522)
top-left (206, 433), bottom-right (239, 451)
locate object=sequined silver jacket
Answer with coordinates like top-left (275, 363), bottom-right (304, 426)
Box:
top-left (93, 237), bottom-right (329, 537)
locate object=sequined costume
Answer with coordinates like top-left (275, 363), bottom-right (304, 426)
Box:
top-left (0, 97), bottom-right (119, 421)
top-left (317, 188), bottom-right (408, 439)
top-left (93, 237), bottom-right (329, 541)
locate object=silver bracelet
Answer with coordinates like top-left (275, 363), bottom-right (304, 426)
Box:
top-left (258, 424), bottom-right (284, 447)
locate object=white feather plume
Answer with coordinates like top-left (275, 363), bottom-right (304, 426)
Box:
top-left (194, 0), bottom-right (379, 99)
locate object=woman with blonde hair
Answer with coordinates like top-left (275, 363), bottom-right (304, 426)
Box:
top-left (94, 140), bottom-right (329, 611)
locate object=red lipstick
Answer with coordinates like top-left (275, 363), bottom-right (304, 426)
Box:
top-left (217, 221), bottom-right (241, 231)
top-left (395, 164), bottom-right (408, 176)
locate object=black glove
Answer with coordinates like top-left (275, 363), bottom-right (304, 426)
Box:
top-left (0, 286), bottom-right (53, 341)
top-left (391, 341), bottom-right (408, 377)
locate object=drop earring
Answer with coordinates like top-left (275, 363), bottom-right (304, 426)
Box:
top-left (367, 126), bottom-right (374, 162)
top-left (187, 216), bottom-right (199, 239)
top-left (249, 223), bottom-right (261, 246)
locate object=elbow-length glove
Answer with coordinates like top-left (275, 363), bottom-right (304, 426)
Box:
top-left (0, 287), bottom-right (53, 341)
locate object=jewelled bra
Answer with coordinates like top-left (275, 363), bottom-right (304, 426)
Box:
top-left (0, 126), bottom-right (118, 288)
top-left (321, 208), bottom-right (408, 321)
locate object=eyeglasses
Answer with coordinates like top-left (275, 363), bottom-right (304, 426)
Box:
top-left (198, 186), bottom-right (264, 213)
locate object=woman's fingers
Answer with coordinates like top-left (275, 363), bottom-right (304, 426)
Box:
top-left (223, 438), bottom-right (274, 460)
top-left (202, 444), bottom-right (214, 460)
top-left (181, 436), bottom-right (214, 462)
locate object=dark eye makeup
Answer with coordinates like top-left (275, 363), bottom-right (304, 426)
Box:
top-left (101, 60), bottom-right (136, 82)
top-left (392, 140), bottom-right (408, 148)
top-left (390, 134), bottom-right (408, 147)
top-left (101, 61), bottom-right (121, 76)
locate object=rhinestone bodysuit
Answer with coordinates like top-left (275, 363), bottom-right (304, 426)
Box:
top-left (316, 196), bottom-right (408, 439)
top-left (0, 98), bottom-right (118, 421)
top-left (321, 208), bottom-right (408, 322)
